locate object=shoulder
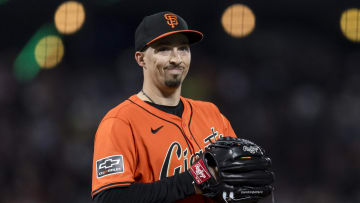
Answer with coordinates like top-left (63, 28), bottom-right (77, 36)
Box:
top-left (104, 100), bottom-right (133, 118)
top-left (101, 98), bottom-right (140, 122)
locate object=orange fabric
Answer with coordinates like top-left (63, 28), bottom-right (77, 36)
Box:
top-left (91, 95), bottom-right (237, 202)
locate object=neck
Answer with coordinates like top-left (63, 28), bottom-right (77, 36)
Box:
top-left (138, 85), bottom-right (181, 106)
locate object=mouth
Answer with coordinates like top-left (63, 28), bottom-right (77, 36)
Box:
top-left (165, 66), bottom-right (184, 74)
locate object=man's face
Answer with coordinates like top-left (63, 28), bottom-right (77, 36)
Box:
top-left (142, 34), bottom-right (191, 89)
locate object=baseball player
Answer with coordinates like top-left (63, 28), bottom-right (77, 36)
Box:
top-left (91, 11), bottom-right (272, 203)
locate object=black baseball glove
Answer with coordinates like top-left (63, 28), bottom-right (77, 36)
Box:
top-left (188, 137), bottom-right (274, 203)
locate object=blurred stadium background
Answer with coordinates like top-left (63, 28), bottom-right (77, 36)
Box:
top-left (1, 0), bottom-right (360, 202)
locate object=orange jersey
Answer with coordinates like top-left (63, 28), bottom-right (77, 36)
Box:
top-left (91, 95), bottom-right (237, 202)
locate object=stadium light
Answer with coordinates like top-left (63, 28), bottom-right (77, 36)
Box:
top-left (221, 4), bottom-right (256, 38)
top-left (14, 24), bottom-right (62, 82)
top-left (340, 8), bottom-right (360, 42)
top-left (35, 35), bottom-right (64, 69)
top-left (55, 1), bottom-right (85, 35)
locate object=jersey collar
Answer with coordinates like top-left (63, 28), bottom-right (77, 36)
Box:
top-left (129, 94), bottom-right (191, 122)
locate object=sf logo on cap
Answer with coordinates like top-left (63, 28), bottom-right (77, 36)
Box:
top-left (164, 13), bottom-right (178, 28)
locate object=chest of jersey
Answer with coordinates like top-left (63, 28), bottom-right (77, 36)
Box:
top-left (129, 105), bottom-right (225, 182)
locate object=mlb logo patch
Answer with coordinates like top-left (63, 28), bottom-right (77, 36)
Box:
top-left (96, 155), bottom-right (124, 178)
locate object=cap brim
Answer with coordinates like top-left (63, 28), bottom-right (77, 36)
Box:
top-left (146, 30), bottom-right (203, 46)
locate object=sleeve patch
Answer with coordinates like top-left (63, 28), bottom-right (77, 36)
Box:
top-left (96, 155), bottom-right (124, 178)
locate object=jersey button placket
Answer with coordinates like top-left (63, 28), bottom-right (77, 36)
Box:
top-left (182, 122), bottom-right (192, 141)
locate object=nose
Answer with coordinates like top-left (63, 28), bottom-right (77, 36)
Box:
top-left (169, 49), bottom-right (182, 65)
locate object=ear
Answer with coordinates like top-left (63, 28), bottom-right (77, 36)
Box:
top-left (135, 51), bottom-right (146, 68)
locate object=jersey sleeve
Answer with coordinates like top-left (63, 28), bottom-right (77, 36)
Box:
top-left (91, 117), bottom-right (137, 198)
top-left (94, 172), bottom-right (197, 203)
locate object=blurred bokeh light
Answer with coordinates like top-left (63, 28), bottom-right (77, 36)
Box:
top-left (221, 4), bottom-right (256, 38)
top-left (35, 35), bottom-right (64, 69)
top-left (340, 8), bottom-right (360, 42)
top-left (13, 24), bottom-right (60, 82)
top-left (0, 0), bottom-right (8, 5)
top-left (55, 1), bottom-right (85, 35)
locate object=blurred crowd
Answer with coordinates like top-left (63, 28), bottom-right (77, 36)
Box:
top-left (2, 7), bottom-right (360, 203)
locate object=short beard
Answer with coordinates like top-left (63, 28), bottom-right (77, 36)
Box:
top-left (165, 78), bottom-right (181, 88)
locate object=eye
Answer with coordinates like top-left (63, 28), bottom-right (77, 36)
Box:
top-left (157, 46), bottom-right (170, 52)
top-left (179, 46), bottom-right (190, 52)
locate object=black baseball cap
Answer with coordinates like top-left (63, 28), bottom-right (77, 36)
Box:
top-left (135, 11), bottom-right (203, 51)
